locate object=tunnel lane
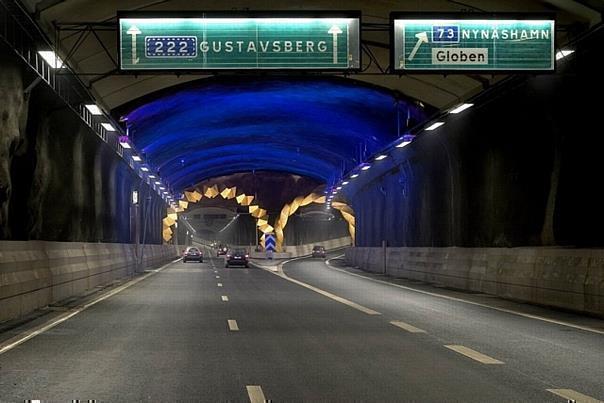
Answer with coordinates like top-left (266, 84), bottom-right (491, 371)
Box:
top-left (0, 250), bottom-right (601, 401)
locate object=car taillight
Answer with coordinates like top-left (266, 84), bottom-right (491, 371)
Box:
top-left (226, 255), bottom-right (231, 258)
top-left (245, 254), bottom-right (249, 258)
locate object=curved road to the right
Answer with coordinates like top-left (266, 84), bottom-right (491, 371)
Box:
top-left (280, 253), bottom-right (604, 402)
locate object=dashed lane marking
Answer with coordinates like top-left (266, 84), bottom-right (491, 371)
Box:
top-left (444, 345), bottom-right (504, 364)
top-left (217, 283), bottom-right (223, 287)
top-left (246, 385), bottom-right (266, 403)
top-left (546, 389), bottom-right (602, 403)
top-left (228, 320), bottom-right (239, 331)
top-left (216, 275), bottom-right (220, 279)
top-left (221, 296), bottom-right (229, 302)
top-left (390, 320), bottom-right (427, 333)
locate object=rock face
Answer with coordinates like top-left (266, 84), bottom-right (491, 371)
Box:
top-left (0, 54), bottom-right (27, 238)
top-left (351, 28), bottom-right (604, 248)
top-left (0, 53), bottom-right (164, 243)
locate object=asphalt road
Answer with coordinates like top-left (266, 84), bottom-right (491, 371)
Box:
top-left (0, 251), bottom-right (602, 402)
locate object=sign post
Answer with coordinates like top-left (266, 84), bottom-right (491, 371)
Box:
top-left (265, 233), bottom-right (276, 260)
top-left (391, 14), bottom-right (555, 72)
top-left (118, 12), bottom-right (360, 71)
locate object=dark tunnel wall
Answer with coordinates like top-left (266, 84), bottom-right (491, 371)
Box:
top-left (0, 52), bottom-right (164, 244)
top-left (352, 27), bottom-right (604, 248)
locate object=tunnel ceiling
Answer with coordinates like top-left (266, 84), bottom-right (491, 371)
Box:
top-left (20, 0), bottom-right (600, 111)
top-left (121, 76), bottom-right (427, 193)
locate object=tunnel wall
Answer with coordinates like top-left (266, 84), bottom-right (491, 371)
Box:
top-left (0, 241), bottom-right (183, 323)
top-left (350, 27), bottom-right (604, 248)
top-left (346, 247), bottom-right (604, 317)
top-left (0, 51), bottom-right (165, 244)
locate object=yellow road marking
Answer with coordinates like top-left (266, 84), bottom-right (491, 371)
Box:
top-left (246, 385), bottom-right (266, 403)
top-left (228, 320), bottom-right (239, 331)
top-left (390, 320), bottom-right (427, 333)
top-left (0, 258), bottom-right (180, 356)
top-left (444, 345), bottom-right (504, 364)
top-left (221, 296), bottom-right (229, 302)
top-left (547, 389), bottom-right (603, 403)
top-left (217, 283), bottom-right (223, 287)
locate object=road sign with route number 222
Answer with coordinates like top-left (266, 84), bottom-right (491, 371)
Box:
top-left (119, 16), bottom-right (361, 70)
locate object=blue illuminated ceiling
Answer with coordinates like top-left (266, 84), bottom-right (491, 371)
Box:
top-left (123, 77), bottom-right (427, 192)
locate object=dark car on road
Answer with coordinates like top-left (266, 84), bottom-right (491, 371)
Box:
top-left (182, 246), bottom-right (203, 263)
top-left (312, 245), bottom-right (326, 258)
top-left (225, 248), bottom-right (249, 268)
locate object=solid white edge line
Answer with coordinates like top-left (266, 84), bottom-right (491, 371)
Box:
top-left (0, 258), bottom-right (180, 356)
top-left (246, 385), bottom-right (266, 403)
top-left (325, 256), bottom-right (604, 336)
top-left (546, 388), bottom-right (602, 403)
top-left (250, 256), bottom-right (381, 316)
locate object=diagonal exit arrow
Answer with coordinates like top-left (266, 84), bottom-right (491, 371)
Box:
top-left (328, 25), bottom-right (343, 64)
top-left (408, 31), bottom-right (428, 61)
top-left (126, 25), bottom-right (141, 65)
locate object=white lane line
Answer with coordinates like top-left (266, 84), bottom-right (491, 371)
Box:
top-left (252, 260), bottom-right (380, 316)
top-left (216, 275), bottom-right (220, 279)
top-left (444, 345), bottom-right (504, 364)
top-left (390, 320), bottom-right (427, 334)
top-left (214, 270), bottom-right (218, 273)
top-left (246, 385), bottom-right (266, 403)
top-left (228, 319), bottom-right (239, 331)
top-left (217, 283), bottom-right (223, 287)
top-left (324, 258), bottom-right (604, 336)
top-left (0, 258), bottom-right (180, 356)
top-left (547, 389), bottom-right (602, 403)
top-left (221, 295), bottom-right (229, 302)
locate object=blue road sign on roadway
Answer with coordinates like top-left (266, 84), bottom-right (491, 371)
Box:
top-left (265, 234), bottom-right (276, 252)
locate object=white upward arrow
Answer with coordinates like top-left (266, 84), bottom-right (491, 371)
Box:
top-left (328, 25), bottom-right (343, 64)
top-left (127, 25), bottom-right (141, 65)
top-left (408, 31), bottom-right (428, 61)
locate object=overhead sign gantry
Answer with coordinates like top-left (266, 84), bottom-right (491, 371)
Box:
top-left (391, 13), bottom-right (555, 72)
top-left (118, 12), bottom-right (361, 71)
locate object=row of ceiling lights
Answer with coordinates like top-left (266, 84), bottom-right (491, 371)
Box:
top-left (38, 50), bottom-right (174, 205)
top-left (328, 48), bottom-right (576, 201)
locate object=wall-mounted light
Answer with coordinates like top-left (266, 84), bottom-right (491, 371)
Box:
top-left (85, 104), bottom-right (103, 115)
top-left (425, 122), bottom-right (444, 131)
top-left (350, 174), bottom-right (359, 178)
top-left (38, 51), bottom-right (65, 69)
top-left (342, 181), bottom-right (349, 185)
top-left (131, 190), bottom-right (139, 205)
top-left (336, 186), bottom-right (342, 190)
top-left (449, 103), bottom-right (474, 114)
top-left (556, 49), bottom-right (574, 60)
top-left (132, 155), bottom-right (142, 162)
top-left (141, 167), bottom-right (149, 172)
top-left (155, 181), bottom-right (161, 185)
top-left (361, 165), bottom-right (371, 171)
top-left (118, 136), bottom-right (131, 149)
top-left (375, 155), bottom-right (387, 161)
top-left (101, 123), bottom-right (116, 131)
top-left (148, 175), bottom-right (156, 179)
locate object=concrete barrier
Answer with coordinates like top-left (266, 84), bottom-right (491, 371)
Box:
top-left (346, 247), bottom-right (604, 317)
top-left (0, 241), bottom-right (183, 323)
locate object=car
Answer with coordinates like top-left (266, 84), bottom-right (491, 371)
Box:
top-left (311, 245), bottom-right (326, 258)
top-left (216, 244), bottom-right (229, 256)
top-left (183, 246), bottom-right (203, 263)
top-left (225, 248), bottom-right (249, 268)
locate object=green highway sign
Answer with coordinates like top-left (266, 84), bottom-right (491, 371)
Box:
top-left (118, 14), bottom-right (360, 71)
top-left (392, 16), bottom-right (555, 72)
